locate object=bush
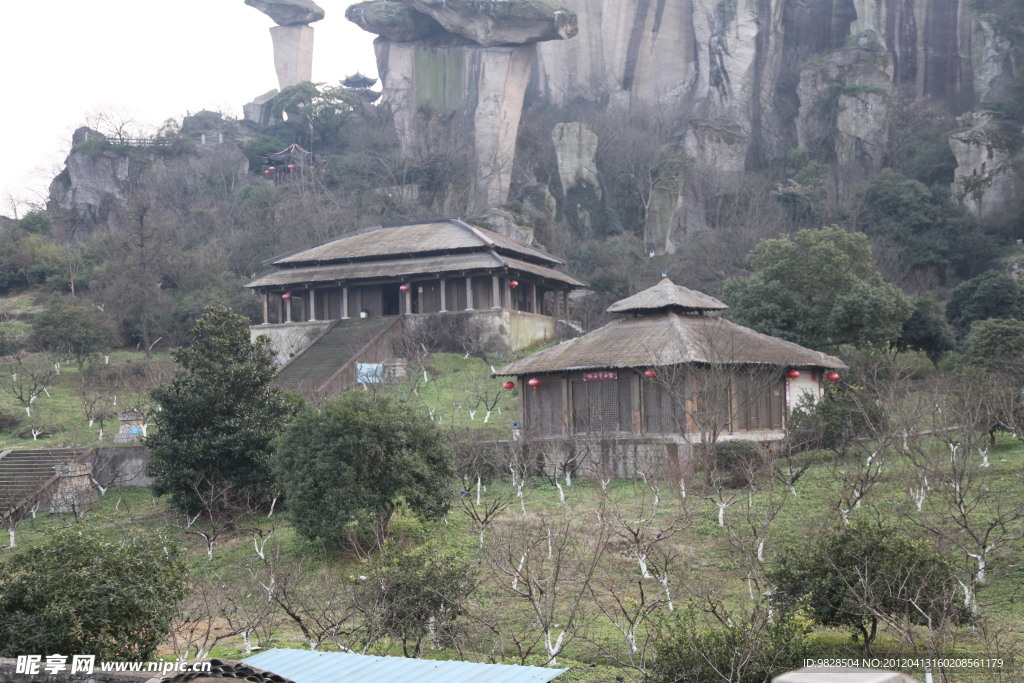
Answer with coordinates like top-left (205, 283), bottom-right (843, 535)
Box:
top-left (712, 439), bottom-right (767, 488)
top-left (651, 605), bottom-right (811, 682)
top-left (0, 526), bottom-right (187, 660)
top-left (787, 383), bottom-right (885, 456)
top-left (0, 411), bottom-right (21, 434)
top-left (768, 521), bottom-right (968, 655)
top-left (275, 392), bottom-right (455, 550)
top-left (360, 541), bottom-right (476, 657)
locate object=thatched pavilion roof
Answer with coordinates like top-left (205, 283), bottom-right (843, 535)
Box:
top-left (607, 278), bottom-right (728, 314)
top-left (496, 312), bottom-right (845, 376)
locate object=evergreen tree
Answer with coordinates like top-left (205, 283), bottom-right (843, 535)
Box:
top-left (723, 226), bottom-right (911, 350)
top-left (146, 305), bottom-right (297, 514)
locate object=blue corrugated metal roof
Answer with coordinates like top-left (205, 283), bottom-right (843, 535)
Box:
top-left (243, 649), bottom-right (568, 683)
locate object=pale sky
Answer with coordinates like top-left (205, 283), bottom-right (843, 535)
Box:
top-left (0, 0), bottom-right (378, 216)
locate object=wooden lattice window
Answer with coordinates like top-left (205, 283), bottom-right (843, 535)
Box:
top-left (734, 371), bottom-right (784, 431)
top-left (642, 374), bottom-right (685, 434)
top-left (524, 381), bottom-right (564, 436)
top-left (572, 376), bottom-right (633, 434)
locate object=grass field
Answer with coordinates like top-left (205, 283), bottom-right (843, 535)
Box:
top-left (1, 297), bottom-right (1021, 681)
top-left (3, 431), bottom-right (1021, 682)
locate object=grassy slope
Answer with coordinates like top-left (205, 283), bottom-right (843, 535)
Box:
top-left (1, 326), bottom-right (1021, 680)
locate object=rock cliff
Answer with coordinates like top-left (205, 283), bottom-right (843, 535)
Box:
top-left (350, 0), bottom-right (1021, 251)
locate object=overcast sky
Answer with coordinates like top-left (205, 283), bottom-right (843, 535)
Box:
top-left (0, 0), bottom-right (378, 215)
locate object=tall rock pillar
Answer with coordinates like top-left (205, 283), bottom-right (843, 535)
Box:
top-left (245, 0), bottom-right (325, 89)
top-left (349, 0), bottom-right (577, 215)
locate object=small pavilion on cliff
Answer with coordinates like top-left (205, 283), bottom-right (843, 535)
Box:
top-left (247, 218), bottom-right (583, 329)
top-left (496, 278), bottom-right (845, 447)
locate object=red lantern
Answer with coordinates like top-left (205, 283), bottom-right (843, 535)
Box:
top-left (281, 293), bottom-right (292, 300)
top-left (786, 369), bottom-right (800, 379)
top-left (827, 372), bottom-right (840, 382)
top-left (264, 169), bottom-right (271, 175)
top-left (287, 164), bottom-right (295, 170)
top-left (503, 380), bottom-right (515, 390)
top-left (509, 280), bottom-right (519, 288)
top-left (268, 166), bottom-right (276, 171)
top-left (644, 369), bottom-right (658, 379)
top-left (527, 378), bottom-right (541, 387)
top-left (399, 284), bottom-right (410, 292)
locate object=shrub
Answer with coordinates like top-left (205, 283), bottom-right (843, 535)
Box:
top-left (275, 392), bottom-right (454, 550)
top-left (651, 605), bottom-right (811, 682)
top-left (0, 526), bottom-right (187, 660)
top-left (712, 439), bottom-right (767, 488)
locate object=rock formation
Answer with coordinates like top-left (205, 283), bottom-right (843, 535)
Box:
top-left (245, 0), bottom-right (324, 25)
top-left (347, 0), bottom-right (577, 215)
top-left (527, 0), bottom-right (1019, 252)
top-left (245, 0), bottom-right (325, 89)
top-left (950, 113), bottom-right (1023, 222)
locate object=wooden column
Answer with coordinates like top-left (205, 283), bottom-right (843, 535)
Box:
top-left (284, 294), bottom-right (292, 323)
top-left (492, 274), bottom-right (501, 308)
top-left (404, 286), bottom-right (413, 314)
top-left (562, 291), bottom-right (569, 320)
top-left (530, 282), bottom-right (538, 314)
top-left (262, 293), bottom-right (269, 324)
top-left (341, 286), bottom-right (349, 319)
top-left (308, 288), bottom-right (317, 321)
top-left (466, 276), bottom-right (475, 310)
top-left (440, 278), bottom-right (448, 312)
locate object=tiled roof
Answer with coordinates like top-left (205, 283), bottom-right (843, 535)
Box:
top-left (496, 312), bottom-right (846, 375)
top-left (271, 219), bottom-right (564, 266)
top-left (607, 278), bottom-right (728, 313)
top-left (246, 251), bottom-right (584, 289)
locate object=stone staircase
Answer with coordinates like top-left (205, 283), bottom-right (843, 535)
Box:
top-left (273, 317), bottom-right (401, 393)
top-left (0, 448), bottom-right (93, 519)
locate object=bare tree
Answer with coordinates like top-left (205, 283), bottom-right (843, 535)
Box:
top-left (2, 353), bottom-right (56, 418)
top-left (480, 505), bottom-right (608, 667)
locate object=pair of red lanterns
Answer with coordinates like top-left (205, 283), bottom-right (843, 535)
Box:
top-left (786, 369), bottom-right (841, 382)
top-left (502, 378), bottom-right (540, 390)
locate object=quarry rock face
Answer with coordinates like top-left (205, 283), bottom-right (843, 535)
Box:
top-left (244, 0), bottom-right (324, 26)
top-left (270, 24), bottom-right (315, 87)
top-left (403, 0), bottom-right (577, 46)
top-left (374, 39), bottom-right (537, 213)
top-left (795, 47), bottom-right (895, 194)
top-left (346, 1), bottom-right (447, 42)
top-left (950, 114), bottom-right (1023, 222)
top-left (551, 122), bottom-right (600, 196)
top-left (246, 0), bottom-right (323, 90)
top-left (524, 0), bottom-right (1018, 251)
top-left (353, 0), bottom-right (577, 215)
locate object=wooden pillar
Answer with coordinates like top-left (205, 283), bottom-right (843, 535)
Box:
top-left (341, 286), bottom-right (349, 319)
top-left (440, 277), bottom-right (448, 312)
top-left (561, 376), bottom-right (570, 434)
top-left (466, 276), bottom-right (474, 310)
top-left (562, 291), bottom-right (569, 320)
top-left (262, 292), bottom-right (269, 324)
top-left (404, 285), bottom-right (413, 314)
top-left (530, 282), bottom-right (538, 314)
top-left (417, 284), bottom-right (424, 314)
top-left (631, 372), bottom-right (642, 434)
top-left (492, 274), bottom-right (501, 308)
top-left (308, 288), bottom-right (317, 321)
top-left (276, 295), bottom-right (283, 324)
top-left (284, 294), bottom-right (292, 323)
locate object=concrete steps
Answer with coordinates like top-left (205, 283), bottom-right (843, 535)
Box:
top-left (273, 317), bottom-right (399, 392)
top-left (0, 448), bottom-right (90, 513)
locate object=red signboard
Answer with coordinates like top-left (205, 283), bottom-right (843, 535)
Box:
top-left (583, 371), bottom-right (618, 382)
